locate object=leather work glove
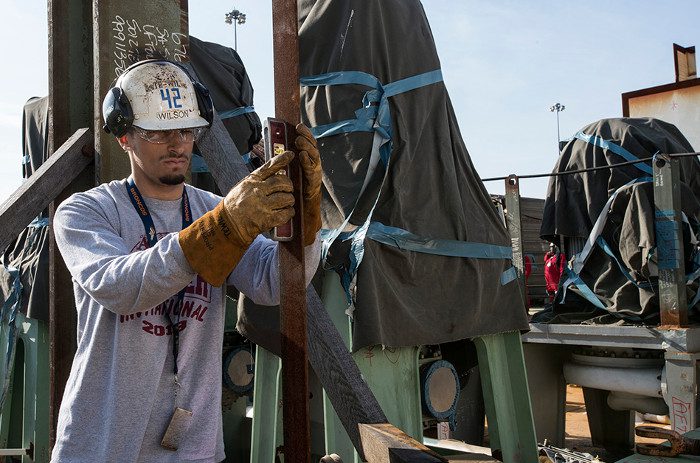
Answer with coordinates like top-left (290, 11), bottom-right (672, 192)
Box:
top-left (179, 152), bottom-right (295, 286)
top-left (295, 123), bottom-right (323, 246)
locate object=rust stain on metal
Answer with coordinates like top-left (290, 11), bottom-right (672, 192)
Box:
top-left (636, 425), bottom-right (700, 457)
top-left (272, 0), bottom-right (301, 121)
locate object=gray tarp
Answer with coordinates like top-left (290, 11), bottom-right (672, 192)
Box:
top-left (537, 118), bottom-right (700, 324)
top-left (237, 0), bottom-right (529, 353)
top-left (0, 97), bottom-right (51, 322)
top-left (541, 118), bottom-right (700, 242)
top-left (188, 36), bottom-right (261, 157)
top-left (22, 97), bottom-right (49, 178)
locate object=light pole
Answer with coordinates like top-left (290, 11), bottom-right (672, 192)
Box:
top-left (225, 9), bottom-right (247, 51)
top-left (549, 102), bottom-right (565, 153)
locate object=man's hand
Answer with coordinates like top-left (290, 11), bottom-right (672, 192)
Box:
top-left (179, 152), bottom-right (295, 286)
top-left (295, 123), bottom-right (323, 246)
top-left (223, 151), bottom-right (295, 245)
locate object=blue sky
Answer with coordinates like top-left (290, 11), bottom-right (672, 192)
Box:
top-left (1, 1), bottom-right (698, 204)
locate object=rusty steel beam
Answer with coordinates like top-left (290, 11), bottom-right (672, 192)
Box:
top-left (504, 175), bottom-right (526, 310)
top-left (271, 0), bottom-right (310, 462)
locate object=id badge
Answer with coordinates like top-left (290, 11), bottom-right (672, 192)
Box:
top-left (161, 407), bottom-right (193, 451)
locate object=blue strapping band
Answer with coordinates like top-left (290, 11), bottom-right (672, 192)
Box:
top-left (301, 69), bottom-right (443, 146)
top-left (571, 176), bottom-right (652, 275)
top-left (310, 118), bottom-right (376, 139)
top-left (596, 237), bottom-right (653, 289)
top-left (562, 267), bottom-right (607, 310)
top-left (366, 222), bottom-right (513, 259)
top-left (688, 267), bottom-right (700, 284)
top-left (382, 70), bottom-right (444, 98)
top-left (690, 291), bottom-right (700, 309)
top-left (218, 106), bottom-right (255, 120)
top-left (300, 71), bottom-right (382, 89)
top-left (655, 211), bottom-right (681, 270)
top-left (690, 241), bottom-right (700, 307)
top-left (500, 267), bottom-right (518, 285)
top-left (574, 131), bottom-right (653, 175)
top-left (190, 154), bottom-right (209, 173)
top-left (302, 70), bottom-right (464, 303)
top-left (686, 250), bottom-right (700, 284)
top-left (563, 177), bottom-right (656, 308)
top-left (29, 217), bottom-right (49, 228)
top-left (656, 210), bottom-right (675, 218)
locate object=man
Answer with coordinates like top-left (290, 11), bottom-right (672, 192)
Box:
top-left (51, 60), bottom-right (322, 462)
top-left (523, 254), bottom-right (532, 309)
top-left (544, 242), bottom-right (566, 303)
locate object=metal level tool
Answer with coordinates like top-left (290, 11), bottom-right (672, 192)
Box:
top-left (263, 117), bottom-right (294, 241)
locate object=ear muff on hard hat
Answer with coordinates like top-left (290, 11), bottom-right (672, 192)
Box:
top-left (102, 59), bottom-right (214, 137)
top-left (102, 87), bottom-right (134, 137)
top-left (192, 80), bottom-right (214, 127)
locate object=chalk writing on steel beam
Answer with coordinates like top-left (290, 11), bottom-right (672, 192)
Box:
top-left (111, 15), bottom-right (188, 78)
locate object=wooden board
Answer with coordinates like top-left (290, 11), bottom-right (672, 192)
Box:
top-left (0, 128), bottom-right (93, 253)
top-left (358, 424), bottom-right (447, 463)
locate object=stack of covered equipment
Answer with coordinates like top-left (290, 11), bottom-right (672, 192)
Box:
top-left (237, 0), bottom-right (530, 353)
top-left (539, 118), bottom-right (700, 324)
top-left (0, 97), bottom-right (51, 324)
top-left (188, 36), bottom-right (261, 157)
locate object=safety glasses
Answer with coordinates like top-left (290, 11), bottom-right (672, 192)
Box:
top-left (133, 127), bottom-right (204, 144)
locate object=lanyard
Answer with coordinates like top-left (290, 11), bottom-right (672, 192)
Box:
top-left (125, 178), bottom-right (192, 375)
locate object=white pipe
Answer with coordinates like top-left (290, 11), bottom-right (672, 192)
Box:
top-left (563, 362), bottom-right (662, 398)
top-left (642, 413), bottom-right (671, 425)
top-left (607, 392), bottom-right (669, 416)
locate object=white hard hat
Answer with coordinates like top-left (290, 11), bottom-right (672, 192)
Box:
top-left (115, 61), bottom-right (210, 131)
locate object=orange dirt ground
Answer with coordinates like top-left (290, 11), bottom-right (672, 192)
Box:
top-left (564, 385), bottom-right (668, 462)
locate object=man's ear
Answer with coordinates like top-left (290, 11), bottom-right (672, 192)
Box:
top-left (117, 134), bottom-right (131, 151)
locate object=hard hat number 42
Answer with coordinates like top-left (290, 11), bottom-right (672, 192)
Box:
top-left (160, 87), bottom-right (183, 109)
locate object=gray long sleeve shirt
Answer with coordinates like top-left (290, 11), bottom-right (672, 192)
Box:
top-left (51, 180), bottom-right (320, 462)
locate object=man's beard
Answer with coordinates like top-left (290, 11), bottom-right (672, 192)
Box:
top-left (158, 153), bottom-right (189, 185)
top-left (159, 174), bottom-right (186, 185)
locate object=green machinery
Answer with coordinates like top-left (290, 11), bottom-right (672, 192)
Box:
top-left (0, 312), bottom-right (50, 462)
top-left (243, 269), bottom-right (538, 462)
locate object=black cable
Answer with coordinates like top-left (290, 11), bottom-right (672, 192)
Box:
top-left (481, 152), bottom-right (700, 182)
top-left (669, 152), bottom-right (700, 159)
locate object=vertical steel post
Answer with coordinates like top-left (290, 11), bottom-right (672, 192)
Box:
top-left (271, 1), bottom-right (310, 461)
top-left (48, 0), bottom-right (94, 447)
top-left (505, 175), bottom-right (527, 310)
top-left (652, 154), bottom-right (688, 327)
